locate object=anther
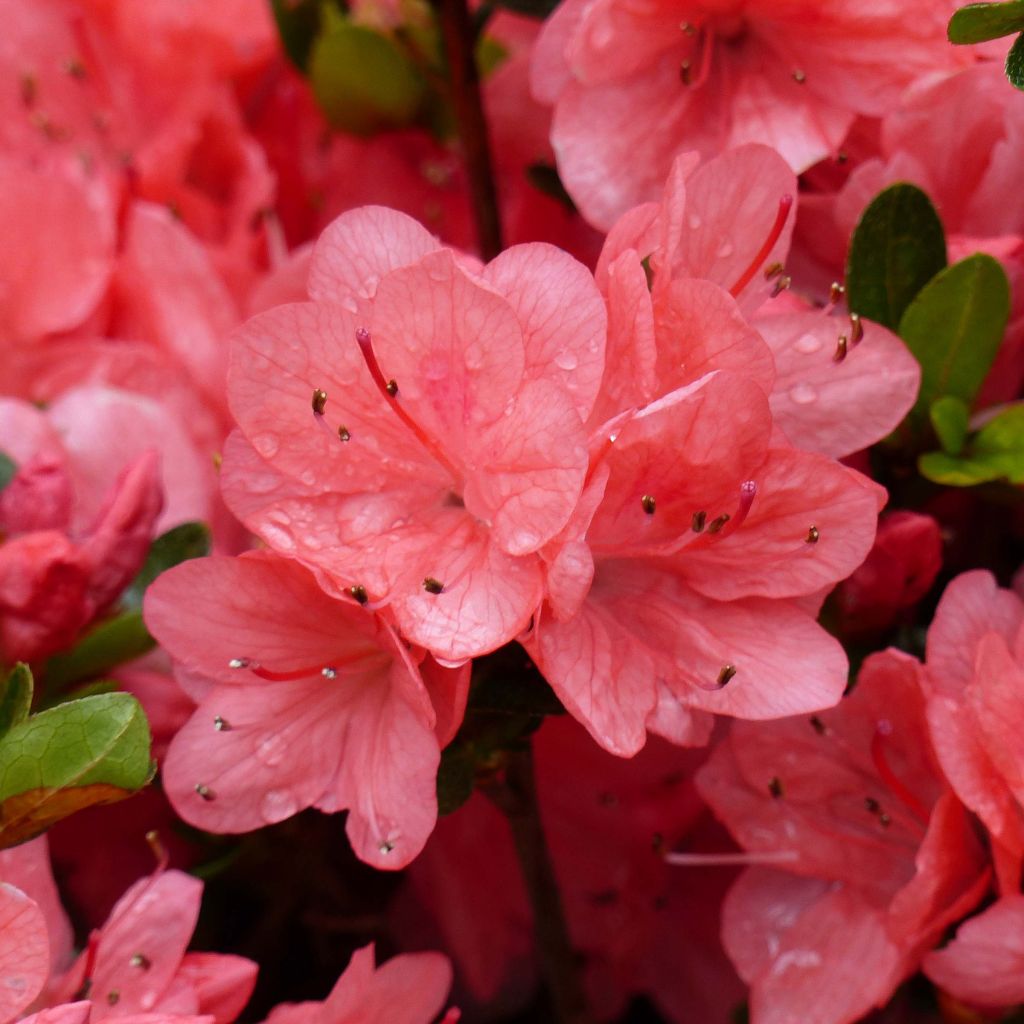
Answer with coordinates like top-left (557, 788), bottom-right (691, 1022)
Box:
top-left (879, 812), bottom-right (892, 827)
top-left (338, 425), bottom-right (351, 442)
top-left (865, 797), bottom-right (881, 814)
top-left (349, 584), bottom-right (368, 605)
top-left (768, 777), bottom-right (784, 798)
top-left (195, 784), bottom-right (215, 801)
top-left (691, 510), bottom-right (707, 532)
top-left (144, 831), bottom-right (167, 870)
top-left (385, 379), bottom-right (398, 397)
top-left (706, 514), bottom-right (730, 534)
top-left (107, 992), bottom-right (120, 1006)
top-left (64, 58), bottom-right (86, 79)
top-left (792, 68), bottom-right (806, 84)
top-left (770, 274), bottom-right (792, 298)
top-left (849, 312), bottom-right (864, 346)
top-left (311, 388), bottom-right (328, 415)
top-left (837, 151), bottom-right (849, 164)
top-left (809, 715), bottom-right (826, 735)
top-left (213, 715), bottom-right (230, 731)
top-left (829, 281), bottom-right (846, 304)
top-left (717, 664), bottom-right (737, 687)
top-left (19, 74), bottom-right (37, 107)
top-left (228, 658), bottom-right (250, 669)
top-left (423, 577), bottom-right (444, 595)
top-left (129, 954), bottom-right (151, 970)
top-left (679, 59), bottom-right (692, 85)
top-left (764, 261), bottom-right (785, 281)
top-left (379, 839), bottom-right (396, 855)
top-left (321, 666), bottom-right (338, 679)
top-left (641, 494), bottom-right (656, 515)
top-left (805, 525), bottom-right (820, 544)
top-left (680, 20), bottom-right (695, 33)
top-left (833, 335), bottom-right (848, 363)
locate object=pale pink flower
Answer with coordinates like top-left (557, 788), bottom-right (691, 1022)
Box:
top-left (222, 206), bottom-right (605, 661)
top-left (144, 551), bottom-right (468, 868)
top-left (261, 945), bottom-right (454, 1024)
top-left (697, 651), bottom-right (990, 1024)
top-left (531, 0), bottom-right (964, 228)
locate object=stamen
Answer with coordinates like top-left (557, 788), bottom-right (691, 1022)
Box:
top-left (870, 722), bottom-right (931, 826)
top-left (195, 784), bottom-right (215, 801)
top-left (792, 68), bottom-right (806, 84)
top-left (641, 494), bottom-right (656, 515)
top-left (321, 666), bottom-right (337, 679)
top-left (849, 312), bottom-right (864, 346)
top-left (706, 514), bottom-right (729, 534)
top-left (379, 839), bottom-right (396, 855)
top-left (145, 830), bottom-right (168, 872)
top-left (107, 991), bottom-right (120, 1006)
top-left (680, 20), bottom-right (696, 34)
top-left (129, 954), bottom-right (151, 970)
top-left (770, 274), bottom-right (792, 298)
top-left (679, 59), bottom-right (692, 85)
top-left (338, 425), bottom-right (351, 442)
top-left (423, 577), bottom-right (445, 594)
top-left (829, 281), bottom-right (845, 304)
top-left (355, 327), bottom-right (461, 482)
top-left (864, 796), bottom-right (881, 814)
top-left (691, 510), bottom-right (706, 532)
top-left (717, 664), bottom-right (737, 686)
top-left (349, 584), bottom-right (369, 605)
top-left (809, 715), bottom-right (826, 734)
top-left (311, 388), bottom-right (327, 415)
top-left (768, 776), bottom-right (784, 798)
top-left (833, 334), bottom-right (848, 363)
top-left (764, 261), bottom-right (784, 281)
top-left (228, 658), bottom-right (250, 669)
top-left (665, 849), bottom-right (799, 867)
top-left (728, 195), bottom-right (794, 298)
top-left (805, 525), bottom-right (820, 544)
top-left (213, 715), bottom-right (230, 731)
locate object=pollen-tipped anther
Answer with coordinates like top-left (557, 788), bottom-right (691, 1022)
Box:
top-left (641, 494), bottom-right (656, 515)
top-left (213, 715), bottom-right (230, 731)
top-left (717, 664), bottom-right (737, 686)
top-left (729, 194), bottom-right (793, 298)
top-left (228, 658), bottom-right (250, 669)
top-left (423, 577), bottom-right (444, 594)
top-left (129, 954), bottom-right (151, 970)
top-left (338, 425), bottom-right (351, 442)
top-left (679, 59), bottom-right (692, 85)
top-left (764, 261), bottom-right (784, 281)
top-left (809, 715), bottom-right (826, 735)
top-left (792, 68), bottom-right (806, 83)
top-left (311, 388), bottom-right (328, 415)
top-left (829, 281), bottom-right (845, 304)
top-left (849, 312), bottom-right (864, 345)
top-left (770, 274), bottom-right (792, 298)
top-left (321, 666), bottom-right (338, 679)
top-left (707, 514), bottom-right (729, 534)
top-left (349, 584), bottom-right (368, 605)
top-left (806, 525), bottom-right (820, 544)
top-left (833, 334), bottom-right (848, 363)
top-left (692, 510), bottom-right (707, 532)
top-left (379, 839), bottom-right (396, 854)
top-left (768, 777), bottom-right (784, 798)
top-left (195, 784), bottom-right (215, 801)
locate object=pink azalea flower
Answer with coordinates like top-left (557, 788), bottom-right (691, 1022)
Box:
top-left (144, 550), bottom-right (468, 868)
top-left (261, 945), bottom-right (454, 1024)
top-left (696, 651), bottom-right (990, 1024)
top-left (530, 0), bottom-right (964, 228)
top-left (221, 206), bottom-right (604, 661)
top-left (921, 570), bottom-right (1024, 894)
top-left (0, 397), bottom-right (162, 663)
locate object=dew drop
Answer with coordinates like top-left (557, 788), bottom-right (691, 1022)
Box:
top-left (260, 522), bottom-right (295, 552)
top-left (228, 658), bottom-right (249, 670)
top-left (261, 789), bottom-right (299, 822)
top-left (139, 992), bottom-right (157, 1011)
top-left (300, 469), bottom-right (316, 486)
top-left (717, 240), bottom-right (735, 259)
top-left (688, 213), bottom-right (702, 230)
top-left (794, 333), bottom-right (821, 354)
top-left (252, 433), bottom-right (279, 458)
top-left (464, 342), bottom-right (485, 370)
top-left (554, 350), bottom-right (579, 371)
top-left (3, 977), bottom-right (26, 992)
top-left (255, 734), bottom-right (287, 767)
top-left (789, 384), bottom-right (818, 405)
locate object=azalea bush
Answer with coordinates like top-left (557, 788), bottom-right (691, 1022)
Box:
top-left (5, 0), bottom-right (1024, 1021)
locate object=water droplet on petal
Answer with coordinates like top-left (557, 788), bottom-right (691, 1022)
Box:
top-left (688, 213), bottom-right (702, 230)
top-left (464, 343), bottom-right (485, 370)
top-left (256, 734), bottom-right (287, 767)
top-left (717, 240), bottom-right (735, 259)
top-left (139, 992), bottom-right (157, 1011)
top-left (4, 976), bottom-right (27, 992)
top-left (300, 469), bottom-right (316, 486)
top-left (554, 350), bottom-right (578, 371)
top-left (260, 522), bottom-right (296, 552)
top-left (252, 433), bottom-right (279, 458)
top-left (794, 333), bottom-right (821, 354)
top-left (789, 384), bottom-right (817, 405)
top-left (261, 789), bottom-right (299, 822)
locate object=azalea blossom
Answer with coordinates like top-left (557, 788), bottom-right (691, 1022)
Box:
top-left (530, 0), bottom-right (964, 228)
top-left (221, 206), bottom-right (605, 662)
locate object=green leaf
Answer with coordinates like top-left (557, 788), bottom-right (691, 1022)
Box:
top-left (898, 253), bottom-right (1010, 428)
top-left (0, 665), bottom-right (32, 739)
top-left (930, 396), bottom-right (971, 455)
top-left (121, 521), bottom-right (211, 611)
top-left (270, 0), bottom-right (324, 70)
top-left (920, 403), bottom-right (1024, 485)
top-left (0, 450), bottom-right (15, 494)
top-left (44, 612), bottom-right (154, 692)
top-left (309, 21), bottom-right (425, 136)
top-left (948, 0), bottom-right (1024, 43)
top-left (0, 692), bottom-right (152, 847)
top-left (1007, 31), bottom-right (1024, 88)
top-left (846, 183), bottom-right (947, 331)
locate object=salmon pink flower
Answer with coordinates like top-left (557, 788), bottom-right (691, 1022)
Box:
top-left (696, 651), bottom-right (990, 1024)
top-left (221, 207), bottom-right (605, 661)
top-left (261, 944), bottom-right (454, 1024)
top-left (144, 550), bottom-right (468, 868)
top-left (531, 0), bottom-right (963, 228)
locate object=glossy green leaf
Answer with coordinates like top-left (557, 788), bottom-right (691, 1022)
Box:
top-left (1007, 31), bottom-right (1024, 88)
top-left (0, 451), bottom-right (16, 494)
top-left (121, 521), bottom-right (211, 611)
top-left (44, 612), bottom-right (154, 692)
top-left (0, 692), bottom-right (152, 847)
top-left (270, 0), bottom-right (323, 70)
top-left (846, 183), bottom-right (947, 331)
top-left (920, 403), bottom-right (1024, 485)
top-left (309, 21), bottom-right (425, 136)
top-left (0, 665), bottom-right (32, 739)
top-left (930, 396), bottom-right (971, 455)
top-left (899, 253), bottom-right (1010, 427)
top-left (948, 0), bottom-right (1024, 43)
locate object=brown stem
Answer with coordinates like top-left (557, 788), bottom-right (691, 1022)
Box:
top-left (485, 746), bottom-right (593, 1024)
top-left (435, 0), bottom-right (504, 260)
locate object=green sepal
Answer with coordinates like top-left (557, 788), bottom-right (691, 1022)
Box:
top-left (0, 665), bottom-right (33, 739)
top-left (948, 0), bottom-right (1024, 43)
top-left (44, 612), bottom-right (154, 692)
top-left (1006, 31), bottom-right (1024, 88)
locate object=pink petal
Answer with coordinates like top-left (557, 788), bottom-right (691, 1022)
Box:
top-left (758, 311), bottom-right (921, 458)
top-left (21, 1005), bottom-right (92, 1024)
top-left (419, 657), bottom-right (471, 748)
top-left (308, 207), bottom-right (442, 308)
top-left (482, 243), bottom-right (606, 420)
top-left (177, 954), bottom-right (257, 1024)
top-left (0, 883), bottom-right (49, 1024)
top-left (924, 895), bottom-right (1024, 1009)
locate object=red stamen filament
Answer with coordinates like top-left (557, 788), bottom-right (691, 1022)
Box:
top-left (247, 652), bottom-right (367, 682)
top-left (870, 725), bottom-right (931, 827)
top-left (728, 195), bottom-right (794, 299)
top-left (665, 849), bottom-right (798, 867)
top-left (355, 328), bottom-right (462, 484)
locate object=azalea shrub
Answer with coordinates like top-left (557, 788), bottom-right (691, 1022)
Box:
top-left (4, 0), bottom-right (1024, 1022)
